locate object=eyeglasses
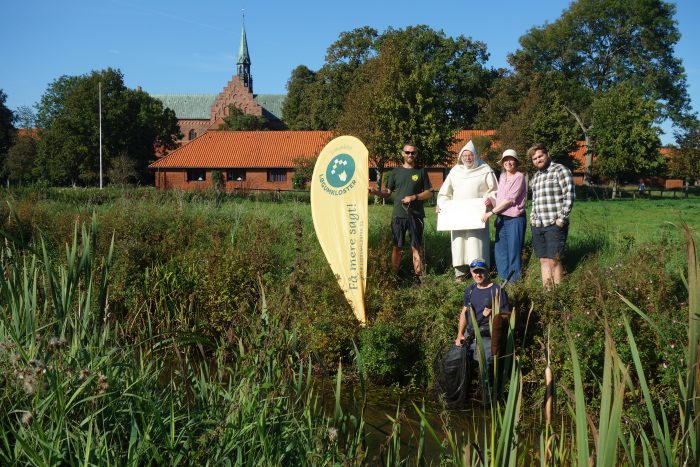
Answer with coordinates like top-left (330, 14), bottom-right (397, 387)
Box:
top-left (469, 260), bottom-right (488, 270)
top-left (403, 150), bottom-right (416, 155)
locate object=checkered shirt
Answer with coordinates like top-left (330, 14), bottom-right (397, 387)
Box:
top-left (530, 162), bottom-right (575, 227)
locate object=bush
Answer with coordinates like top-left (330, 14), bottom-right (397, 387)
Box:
top-left (360, 322), bottom-right (411, 382)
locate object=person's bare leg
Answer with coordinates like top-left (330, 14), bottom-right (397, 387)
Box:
top-left (540, 258), bottom-right (554, 289)
top-left (411, 246), bottom-right (423, 276)
top-left (551, 260), bottom-right (564, 285)
top-left (392, 246), bottom-right (402, 275)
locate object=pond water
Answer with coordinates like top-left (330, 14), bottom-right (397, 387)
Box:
top-left (316, 378), bottom-right (539, 462)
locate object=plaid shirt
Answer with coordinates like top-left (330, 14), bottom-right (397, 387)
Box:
top-left (530, 162), bottom-right (575, 227)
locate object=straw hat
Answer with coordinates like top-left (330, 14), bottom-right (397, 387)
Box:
top-left (497, 149), bottom-right (519, 164)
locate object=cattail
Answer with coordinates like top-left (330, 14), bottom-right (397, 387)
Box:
top-left (544, 328), bottom-right (554, 428)
top-left (544, 365), bottom-right (553, 426)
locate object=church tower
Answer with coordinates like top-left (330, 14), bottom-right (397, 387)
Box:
top-left (237, 22), bottom-right (253, 92)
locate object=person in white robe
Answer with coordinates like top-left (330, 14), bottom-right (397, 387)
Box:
top-left (437, 140), bottom-right (498, 281)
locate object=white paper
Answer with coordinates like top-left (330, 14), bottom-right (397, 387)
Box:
top-left (437, 198), bottom-right (485, 231)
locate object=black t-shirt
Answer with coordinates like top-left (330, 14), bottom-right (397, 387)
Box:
top-left (386, 166), bottom-right (432, 219)
top-left (463, 283), bottom-right (509, 330)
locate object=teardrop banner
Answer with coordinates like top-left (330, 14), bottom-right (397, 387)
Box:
top-left (310, 135), bottom-right (369, 324)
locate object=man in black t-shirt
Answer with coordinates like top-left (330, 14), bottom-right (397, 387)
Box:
top-left (369, 143), bottom-right (432, 284)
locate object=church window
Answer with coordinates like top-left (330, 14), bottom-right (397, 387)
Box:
top-left (188, 129), bottom-right (197, 140)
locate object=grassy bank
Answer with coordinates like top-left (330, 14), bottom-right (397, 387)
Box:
top-left (1, 187), bottom-right (699, 462)
top-left (0, 189), bottom-right (700, 458)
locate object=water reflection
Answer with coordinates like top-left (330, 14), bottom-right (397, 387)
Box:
top-left (316, 378), bottom-right (499, 461)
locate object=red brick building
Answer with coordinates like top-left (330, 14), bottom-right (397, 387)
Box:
top-left (149, 129), bottom-right (497, 191)
top-left (150, 131), bottom-right (333, 191)
top-left (152, 23), bottom-right (286, 143)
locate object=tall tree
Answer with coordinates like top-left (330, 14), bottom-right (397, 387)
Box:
top-left (0, 90), bottom-right (15, 180)
top-left (510, 0), bottom-right (692, 182)
top-left (480, 73), bottom-right (582, 170)
top-left (35, 69), bottom-right (180, 185)
top-left (283, 25), bottom-right (494, 132)
top-left (588, 82), bottom-right (663, 193)
top-left (5, 134), bottom-right (37, 185)
top-left (282, 65), bottom-right (317, 130)
top-left (310, 26), bottom-right (379, 130)
top-left (377, 25), bottom-right (495, 129)
top-left (336, 33), bottom-right (457, 186)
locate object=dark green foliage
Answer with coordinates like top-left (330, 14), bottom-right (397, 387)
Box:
top-left (4, 133), bottom-right (37, 184)
top-left (518, 238), bottom-right (688, 420)
top-left (0, 90), bottom-right (15, 177)
top-left (360, 322), bottom-right (411, 382)
top-left (284, 24), bottom-right (494, 142)
top-left (589, 82), bottom-right (664, 184)
top-left (670, 122), bottom-right (700, 186)
top-left (282, 65), bottom-right (318, 130)
top-left (291, 155), bottom-right (316, 189)
top-left (34, 68), bottom-right (180, 185)
top-left (218, 104), bottom-right (268, 131)
top-left (511, 0), bottom-right (691, 124)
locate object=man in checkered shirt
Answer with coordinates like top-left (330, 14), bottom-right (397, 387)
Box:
top-left (528, 143), bottom-right (575, 288)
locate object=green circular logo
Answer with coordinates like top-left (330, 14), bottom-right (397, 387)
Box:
top-left (325, 154), bottom-right (356, 188)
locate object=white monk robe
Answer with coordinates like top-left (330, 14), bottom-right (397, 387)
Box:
top-left (437, 141), bottom-right (498, 277)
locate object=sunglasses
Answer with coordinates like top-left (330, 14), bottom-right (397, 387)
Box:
top-left (469, 260), bottom-right (488, 270)
top-left (403, 150), bottom-right (416, 155)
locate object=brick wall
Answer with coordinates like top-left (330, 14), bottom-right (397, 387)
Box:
top-left (154, 168), bottom-right (296, 191)
top-left (175, 120), bottom-right (210, 144)
top-left (210, 76), bottom-right (263, 124)
top-left (155, 167), bottom-right (450, 192)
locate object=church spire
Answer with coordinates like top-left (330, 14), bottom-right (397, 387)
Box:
top-left (237, 16), bottom-right (253, 92)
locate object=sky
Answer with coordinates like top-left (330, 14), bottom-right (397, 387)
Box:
top-left (3, 0), bottom-right (699, 144)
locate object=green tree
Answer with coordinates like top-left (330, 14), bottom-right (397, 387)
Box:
top-left (479, 73), bottom-right (581, 171)
top-left (669, 123), bottom-right (700, 190)
top-left (4, 133), bottom-right (36, 185)
top-left (13, 105), bottom-right (36, 130)
top-left (35, 68), bottom-right (180, 186)
top-left (336, 34), bottom-right (456, 186)
top-left (510, 0), bottom-right (692, 182)
top-left (589, 83), bottom-right (663, 194)
top-left (283, 25), bottom-right (494, 132)
top-left (218, 104), bottom-right (268, 131)
top-left (106, 153), bottom-right (138, 185)
top-left (377, 25), bottom-right (495, 129)
top-left (292, 155), bottom-right (316, 189)
top-left (0, 90), bottom-right (15, 180)
top-left (282, 66), bottom-right (317, 130)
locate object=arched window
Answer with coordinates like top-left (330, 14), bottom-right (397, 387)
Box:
top-left (188, 129), bottom-right (197, 140)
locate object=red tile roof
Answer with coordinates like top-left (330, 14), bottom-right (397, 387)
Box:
top-left (450, 129), bottom-right (497, 153)
top-left (571, 141), bottom-right (587, 168)
top-left (149, 131), bottom-right (334, 168)
top-left (17, 128), bottom-right (39, 138)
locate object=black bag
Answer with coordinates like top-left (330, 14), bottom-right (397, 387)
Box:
top-left (434, 342), bottom-right (472, 407)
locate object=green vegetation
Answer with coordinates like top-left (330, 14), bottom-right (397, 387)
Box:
top-left (1, 187), bottom-right (699, 463)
